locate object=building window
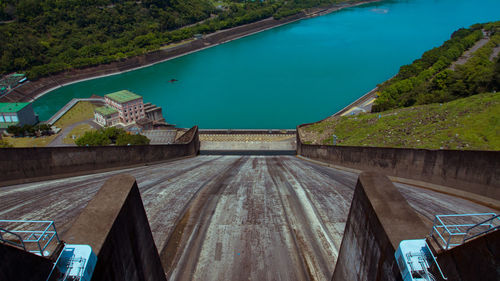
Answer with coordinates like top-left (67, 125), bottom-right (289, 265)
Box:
top-left (0, 116), bottom-right (4, 122)
top-left (4, 116), bottom-right (11, 122)
top-left (12, 116), bottom-right (18, 122)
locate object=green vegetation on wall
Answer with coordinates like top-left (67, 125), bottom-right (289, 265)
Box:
top-left (373, 21), bottom-right (500, 112)
top-left (0, 0), bottom-right (357, 79)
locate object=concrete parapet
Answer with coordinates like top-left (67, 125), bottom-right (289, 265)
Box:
top-left (297, 132), bottom-right (500, 204)
top-left (332, 172), bottom-right (428, 281)
top-left (63, 174), bottom-right (166, 281)
top-left (0, 126), bottom-right (199, 187)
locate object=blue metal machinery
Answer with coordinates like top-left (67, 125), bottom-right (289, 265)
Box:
top-left (48, 244), bottom-right (97, 281)
top-left (0, 219), bottom-right (60, 256)
top-left (395, 239), bottom-right (444, 281)
top-left (0, 219), bottom-right (97, 281)
top-left (396, 212), bottom-right (499, 281)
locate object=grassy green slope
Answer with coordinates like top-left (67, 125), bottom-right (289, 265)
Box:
top-left (301, 92), bottom-right (500, 150)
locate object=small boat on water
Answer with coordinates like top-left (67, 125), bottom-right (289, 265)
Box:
top-left (169, 79), bottom-right (178, 83)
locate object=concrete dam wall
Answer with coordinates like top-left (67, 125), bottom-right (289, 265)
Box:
top-left (0, 126), bottom-right (199, 187)
top-left (297, 131), bottom-right (500, 205)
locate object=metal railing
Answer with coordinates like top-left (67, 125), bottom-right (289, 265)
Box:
top-left (430, 213), bottom-right (500, 250)
top-left (0, 220), bottom-right (60, 256)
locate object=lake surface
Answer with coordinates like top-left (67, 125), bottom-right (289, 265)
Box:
top-left (33, 0), bottom-right (500, 129)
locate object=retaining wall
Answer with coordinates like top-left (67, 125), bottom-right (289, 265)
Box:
top-left (63, 174), bottom-right (166, 281)
top-left (331, 172), bottom-right (428, 281)
top-left (0, 126), bottom-right (199, 187)
top-left (297, 130), bottom-right (500, 202)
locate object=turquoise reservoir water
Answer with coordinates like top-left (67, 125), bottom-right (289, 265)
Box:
top-left (33, 0), bottom-right (500, 128)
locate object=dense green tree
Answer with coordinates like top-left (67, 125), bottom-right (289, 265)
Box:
top-left (75, 127), bottom-right (150, 146)
top-left (373, 21), bottom-right (500, 112)
top-left (0, 0), bottom-right (357, 79)
top-left (116, 133), bottom-right (150, 145)
top-left (6, 123), bottom-right (54, 137)
top-left (76, 130), bottom-right (112, 146)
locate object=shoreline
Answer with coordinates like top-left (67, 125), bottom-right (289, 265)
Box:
top-left (0, 0), bottom-right (380, 104)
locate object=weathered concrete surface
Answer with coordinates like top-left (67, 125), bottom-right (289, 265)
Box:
top-left (0, 156), bottom-right (495, 281)
top-left (331, 172), bottom-right (429, 281)
top-left (63, 175), bottom-right (166, 281)
top-left (0, 126), bottom-right (199, 187)
top-left (200, 132), bottom-right (296, 151)
top-left (430, 229), bottom-right (500, 281)
top-left (296, 135), bottom-right (500, 204)
top-left (201, 140), bottom-right (295, 150)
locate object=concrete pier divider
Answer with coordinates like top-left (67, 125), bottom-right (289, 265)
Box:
top-left (0, 126), bottom-right (199, 187)
top-left (297, 126), bottom-right (500, 204)
top-left (63, 174), bottom-right (167, 281)
top-left (331, 172), bottom-right (429, 281)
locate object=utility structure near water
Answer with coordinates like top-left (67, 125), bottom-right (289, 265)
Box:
top-left (94, 90), bottom-right (167, 130)
top-left (94, 90), bottom-right (146, 127)
top-left (0, 102), bottom-right (38, 132)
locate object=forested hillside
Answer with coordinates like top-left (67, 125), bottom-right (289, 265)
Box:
top-left (372, 21), bottom-right (500, 112)
top-left (301, 21), bottom-right (500, 150)
top-left (0, 0), bottom-right (356, 79)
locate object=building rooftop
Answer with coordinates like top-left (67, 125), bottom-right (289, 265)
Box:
top-left (105, 90), bottom-right (142, 103)
top-left (95, 106), bottom-right (118, 116)
top-left (0, 103), bottom-right (30, 113)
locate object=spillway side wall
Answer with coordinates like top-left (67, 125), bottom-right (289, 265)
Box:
top-left (331, 172), bottom-right (428, 281)
top-left (297, 131), bottom-right (500, 202)
top-left (0, 126), bottom-right (199, 187)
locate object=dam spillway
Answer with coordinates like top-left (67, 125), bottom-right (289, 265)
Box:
top-left (0, 155), bottom-right (495, 280)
